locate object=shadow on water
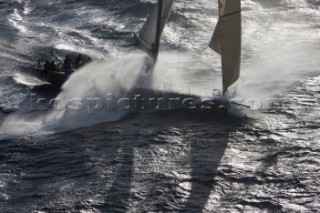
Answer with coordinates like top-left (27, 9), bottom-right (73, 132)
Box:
top-left (84, 110), bottom-right (245, 212)
top-left (100, 138), bottom-right (135, 212)
top-left (182, 135), bottom-right (228, 211)
top-left (180, 112), bottom-right (244, 212)
top-left (0, 109), bottom-right (247, 212)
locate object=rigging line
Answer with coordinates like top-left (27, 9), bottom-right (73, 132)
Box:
top-left (221, 10), bottom-right (241, 18)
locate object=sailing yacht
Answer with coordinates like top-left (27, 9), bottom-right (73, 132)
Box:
top-left (134, 0), bottom-right (174, 72)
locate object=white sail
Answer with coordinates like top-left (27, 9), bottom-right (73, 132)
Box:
top-left (135, 0), bottom-right (174, 52)
top-left (209, 0), bottom-right (241, 95)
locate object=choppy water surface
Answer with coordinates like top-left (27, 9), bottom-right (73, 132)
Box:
top-left (0, 0), bottom-right (320, 212)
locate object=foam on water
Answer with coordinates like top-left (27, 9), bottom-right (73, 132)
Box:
top-left (0, 50), bottom-right (213, 137)
top-left (233, 0), bottom-right (320, 108)
top-left (43, 54), bottom-right (149, 130)
top-left (1, 0), bottom-right (320, 212)
top-left (0, 54), bottom-right (150, 138)
top-left (1, 0), bottom-right (320, 136)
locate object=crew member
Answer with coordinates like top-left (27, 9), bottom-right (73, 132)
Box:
top-left (41, 60), bottom-right (50, 77)
top-left (75, 53), bottom-right (83, 68)
top-left (63, 54), bottom-right (72, 70)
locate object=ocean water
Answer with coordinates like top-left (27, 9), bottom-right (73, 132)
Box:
top-left (0, 0), bottom-right (320, 212)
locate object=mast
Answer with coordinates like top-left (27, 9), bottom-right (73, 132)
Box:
top-left (209, 0), bottom-right (241, 96)
top-left (153, 0), bottom-right (163, 63)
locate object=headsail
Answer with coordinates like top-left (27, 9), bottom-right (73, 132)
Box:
top-left (209, 0), bottom-right (241, 95)
top-left (134, 0), bottom-right (174, 59)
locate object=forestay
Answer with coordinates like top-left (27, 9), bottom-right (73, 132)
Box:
top-left (209, 0), bottom-right (241, 95)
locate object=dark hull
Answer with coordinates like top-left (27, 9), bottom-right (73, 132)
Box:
top-left (126, 87), bottom-right (199, 111)
top-left (123, 88), bottom-right (233, 117)
top-left (36, 67), bottom-right (67, 88)
top-left (45, 71), bottom-right (67, 88)
top-left (35, 68), bottom-right (230, 115)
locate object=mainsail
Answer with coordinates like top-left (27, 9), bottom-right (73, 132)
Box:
top-left (209, 0), bottom-right (241, 95)
top-left (134, 0), bottom-right (174, 60)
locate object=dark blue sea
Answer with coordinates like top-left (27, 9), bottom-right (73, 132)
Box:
top-left (0, 0), bottom-right (320, 212)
